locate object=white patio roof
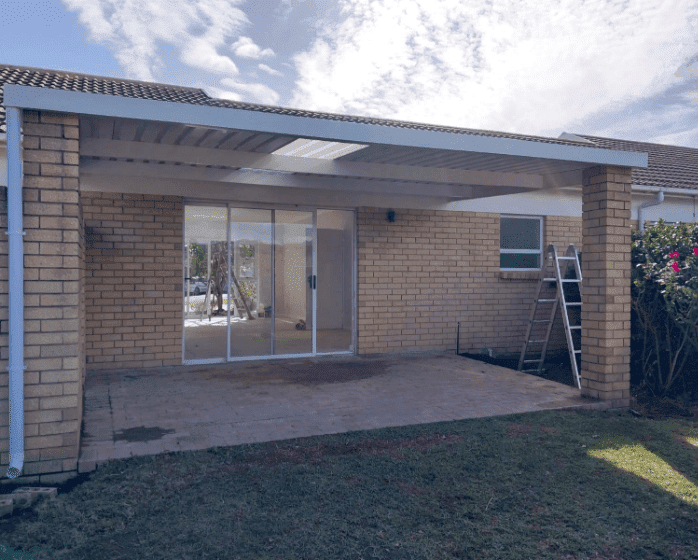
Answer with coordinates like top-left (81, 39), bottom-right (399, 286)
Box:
top-left (3, 84), bottom-right (647, 203)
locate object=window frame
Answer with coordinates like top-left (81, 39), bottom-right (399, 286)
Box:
top-left (499, 215), bottom-right (544, 271)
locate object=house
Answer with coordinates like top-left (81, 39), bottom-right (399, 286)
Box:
top-left (0, 63), bottom-right (695, 485)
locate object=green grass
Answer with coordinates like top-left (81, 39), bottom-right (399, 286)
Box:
top-left (1, 408), bottom-right (698, 560)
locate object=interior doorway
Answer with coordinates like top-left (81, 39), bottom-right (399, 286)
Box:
top-left (183, 204), bottom-right (354, 363)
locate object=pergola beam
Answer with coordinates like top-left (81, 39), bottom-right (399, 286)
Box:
top-left (80, 159), bottom-right (534, 199)
top-left (80, 138), bottom-right (546, 190)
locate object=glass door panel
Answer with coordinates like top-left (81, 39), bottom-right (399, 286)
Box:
top-left (183, 206), bottom-right (229, 362)
top-left (228, 208), bottom-right (272, 358)
top-left (316, 209), bottom-right (354, 353)
top-left (274, 210), bottom-right (314, 356)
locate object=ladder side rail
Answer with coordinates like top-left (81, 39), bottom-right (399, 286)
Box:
top-left (519, 244), bottom-right (559, 374)
top-left (556, 249), bottom-right (577, 385)
top-left (536, 244), bottom-right (562, 375)
top-left (518, 262), bottom-right (548, 371)
top-left (564, 244), bottom-right (583, 388)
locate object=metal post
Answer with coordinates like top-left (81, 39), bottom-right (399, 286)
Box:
top-left (456, 321), bottom-right (460, 355)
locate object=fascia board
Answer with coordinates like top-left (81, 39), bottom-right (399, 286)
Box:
top-left (4, 84), bottom-right (648, 168)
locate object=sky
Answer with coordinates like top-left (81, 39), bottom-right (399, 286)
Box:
top-left (2, 0), bottom-right (698, 147)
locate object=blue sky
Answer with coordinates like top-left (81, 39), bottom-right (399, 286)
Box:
top-left (3, 0), bottom-right (698, 147)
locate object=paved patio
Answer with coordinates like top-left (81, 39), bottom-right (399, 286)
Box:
top-left (77, 351), bottom-right (612, 473)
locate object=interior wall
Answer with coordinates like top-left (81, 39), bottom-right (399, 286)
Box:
top-left (317, 227), bottom-right (345, 329)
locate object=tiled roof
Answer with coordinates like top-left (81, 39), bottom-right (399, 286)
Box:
top-left (0, 64), bottom-right (211, 133)
top-left (0, 64), bottom-right (594, 147)
top-left (574, 134), bottom-right (698, 192)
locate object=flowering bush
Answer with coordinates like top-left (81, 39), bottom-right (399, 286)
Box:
top-left (631, 219), bottom-right (698, 396)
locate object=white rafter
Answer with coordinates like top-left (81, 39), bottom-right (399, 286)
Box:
top-left (80, 138), bottom-right (551, 190)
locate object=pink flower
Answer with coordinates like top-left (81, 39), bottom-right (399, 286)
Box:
top-left (671, 262), bottom-right (681, 272)
top-left (669, 252), bottom-right (680, 259)
top-left (694, 248), bottom-right (698, 256)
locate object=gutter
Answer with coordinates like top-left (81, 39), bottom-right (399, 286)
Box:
top-left (5, 107), bottom-right (25, 478)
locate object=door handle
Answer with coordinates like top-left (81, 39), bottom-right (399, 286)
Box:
top-left (307, 275), bottom-right (316, 289)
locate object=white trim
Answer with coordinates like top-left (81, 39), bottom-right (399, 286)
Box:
top-left (352, 209), bottom-right (357, 354)
top-left (185, 351), bottom-right (355, 365)
top-left (555, 184), bottom-right (698, 198)
top-left (4, 84), bottom-right (648, 167)
top-left (312, 210), bottom-right (317, 355)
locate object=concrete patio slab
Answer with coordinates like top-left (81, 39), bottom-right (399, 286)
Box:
top-left (77, 351), bottom-right (611, 473)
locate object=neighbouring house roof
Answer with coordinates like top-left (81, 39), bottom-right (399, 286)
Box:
top-left (572, 134), bottom-right (698, 193)
top-left (0, 64), bottom-right (595, 148)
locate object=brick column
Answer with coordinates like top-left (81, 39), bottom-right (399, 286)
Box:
top-left (0, 110), bottom-right (83, 484)
top-left (581, 165), bottom-right (632, 407)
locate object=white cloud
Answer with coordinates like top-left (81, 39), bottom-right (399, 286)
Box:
top-left (61, 0), bottom-right (252, 81)
top-left (289, 0), bottom-right (698, 138)
top-left (231, 36), bottom-right (275, 59)
top-left (259, 64), bottom-right (284, 77)
top-left (216, 78), bottom-right (281, 105)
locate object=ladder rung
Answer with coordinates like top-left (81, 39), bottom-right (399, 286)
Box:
top-left (521, 369), bottom-right (541, 373)
top-left (529, 340), bottom-right (546, 343)
top-left (557, 256), bottom-right (576, 260)
top-left (570, 326), bottom-right (581, 330)
top-left (538, 298), bottom-right (556, 302)
top-left (565, 302), bottom-right (581, 306)
top-left (542, 277), bottom-right (556, 281)
top-left (559, 279), bottom-right (580, 283)
top-left (523, 359), bottom-right (542, 363)
top-left (573, 350), bottom-right (581, 354)
top-left (532, 319), bottom-right (552, 323)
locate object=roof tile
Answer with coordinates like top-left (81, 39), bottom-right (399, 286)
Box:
top-left (0, 63), bottom-right (592, 148)
top-left (575, 134), bottom-right (698, 192)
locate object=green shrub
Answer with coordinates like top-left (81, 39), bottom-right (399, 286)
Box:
top-left (631, 219), bottom-right (698, 397)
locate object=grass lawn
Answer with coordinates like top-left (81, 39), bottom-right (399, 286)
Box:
top-left (1, 402), bottom-right (697, 560)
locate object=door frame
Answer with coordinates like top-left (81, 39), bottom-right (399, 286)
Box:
top-left (182, 200), bottom-right (356, 364)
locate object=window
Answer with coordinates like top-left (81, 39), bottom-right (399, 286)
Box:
top-left (500, 216), bottom-right (543, 270)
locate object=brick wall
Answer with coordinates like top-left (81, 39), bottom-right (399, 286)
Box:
top-left (0, 110), bottom-right (83, 484)
top-left (580, 166), bottom-right (633, 407)
top-left (356, 208), bottom-right (645, 359)
top-left (83, 192), bottom-right (183, 370)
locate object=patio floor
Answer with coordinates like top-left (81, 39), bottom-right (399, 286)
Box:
top-left (77, 351), bottom-right (612, 474)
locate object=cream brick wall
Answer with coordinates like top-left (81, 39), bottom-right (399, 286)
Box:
top-left (580, 166), bottom-right (633, 407)
top-left (83, 192), bottom-right (183, 370)
top-left (356, 207), bottom-right (644, 361)
top-left (0, 110), bottom-right (84, 484)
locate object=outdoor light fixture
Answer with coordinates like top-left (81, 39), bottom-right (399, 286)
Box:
top-left (387, 209), bottom-right (396, 222)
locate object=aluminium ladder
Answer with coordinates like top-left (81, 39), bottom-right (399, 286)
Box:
top-left (517, 244), bottom-right (583, 389)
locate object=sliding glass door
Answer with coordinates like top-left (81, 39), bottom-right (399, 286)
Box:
top-left (183, 204), bottom-right (354, 363)
top-left (273, 210), bottom-right (314, 356)
top-left (228, 208), bottom-right (273, 358)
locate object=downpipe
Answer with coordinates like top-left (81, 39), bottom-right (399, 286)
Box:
top-left (638, 189), bottom-right (665, 231)
top-left (6, 107), bottom-right (25, 479)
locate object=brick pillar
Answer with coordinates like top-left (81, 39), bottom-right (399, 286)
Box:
top-left (581, 165), bottom-right (632, 408)
top-left (0, 110), bottom-right (82, 484)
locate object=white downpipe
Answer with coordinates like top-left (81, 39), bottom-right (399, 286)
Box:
top-left (638, 189), bottom-right (665, 231)
top-left (5, 107), bottom-right (25, 479)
